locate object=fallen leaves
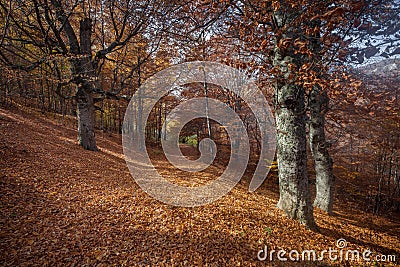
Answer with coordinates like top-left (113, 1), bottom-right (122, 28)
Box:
top-left (0, 106), bottom-right (399, 266)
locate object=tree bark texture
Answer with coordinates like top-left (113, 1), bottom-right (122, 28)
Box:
top-left (74, 18), bottom-right (98, 151)
top-left (309, 87), bottom-right (334, 214)
top-left (273, 47), bottom-right (316, 229)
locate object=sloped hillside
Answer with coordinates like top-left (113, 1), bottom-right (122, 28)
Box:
top-left (0, 106), bottom-right (399, 266)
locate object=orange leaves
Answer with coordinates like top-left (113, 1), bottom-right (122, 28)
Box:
top-left (274, 37), bottom-right (314, 57)
top-left (259, 39), bottom-right (269, 51)
top-left (305, 25), bottom-right (321, 36)
top-left (315, 7), bottom-right (347, 21)
top-left (300, 63), bottom-right (312, 71)
top-left (272, 1), bottom-right (280, 11)
top-left (277, 38), bottom-right (292, 50)
top-left (1, 100), bottom-right (400, 265)
top-left (311, 6), bottom-right (347, 29)
top-left (294, 38), bottom-right (311, 56)
top-left (294, 39), bottom-right (307, 48)
top-left (324, 7), bottom-right (347, 19)
top-left (350, 80), bottom-right (362, 89)
top-left (287, 63), bottom-right (297, 71)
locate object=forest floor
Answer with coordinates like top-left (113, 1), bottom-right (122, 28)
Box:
top-left (0, 105), bottom-right (399, 266)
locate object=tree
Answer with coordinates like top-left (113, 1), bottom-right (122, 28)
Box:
top-left (225, 0), bottom-right (386, 226)
top-left (308, 0), bottom-right (400, 214)
top-left (228, 0), bottom-right (324, 228)
top-left (309, 86), bottom-right (334, 214)
top-left (270, 7), bottom-right (316, 228)
top-left (306, 18), bottom-right (334, 214)
top-left (0, 0), bottom-right (165, 150)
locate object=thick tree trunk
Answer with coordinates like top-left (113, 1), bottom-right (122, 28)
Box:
top-left (76, 85), bottom-right (97, 151)
top-left (273, 47), bottom-right (317, 229)
top-left (73, 18), bottom-right (98, 151)
top-left (309, 87), bottom-right (334, 214)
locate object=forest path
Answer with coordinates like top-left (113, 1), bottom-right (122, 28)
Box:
top-left (179, 144), bottom-right (199, 158)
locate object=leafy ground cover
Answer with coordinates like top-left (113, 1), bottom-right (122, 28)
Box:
top-left (0, 106), bottom-right (399, 266)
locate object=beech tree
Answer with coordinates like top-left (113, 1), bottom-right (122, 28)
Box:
top-left (224, 0), bottom-right (392, 227)
top-left (313, 0), bottom-right (400, 213)
top-left (0, 0), bottom-right (166, 150)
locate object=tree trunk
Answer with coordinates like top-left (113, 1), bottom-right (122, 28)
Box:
top-left (76, 85), bottom-right (97, 150)
top-left (273, 47), bottom-right (317, 229)
top-left (73, 18), bottom-right (98, 151)
top-left (309, 87), bottom-right (334, 214)
top-left (306, 17), bottom-right (335, 214)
